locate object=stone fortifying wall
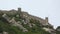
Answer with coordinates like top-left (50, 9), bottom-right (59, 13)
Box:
top-left (0, 9), bottom-right (17, 15)
top-left (0, 8), bottom-right (49, 26)
top-left (21, 11), bottom-right (49, 25)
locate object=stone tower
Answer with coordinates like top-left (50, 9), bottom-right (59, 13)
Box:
top-left (45, 17), bottom-right (48, 23)
top-left (18, 8), bottom-right (23, 18)
top-left (18, 8), bottom-right (21, 14)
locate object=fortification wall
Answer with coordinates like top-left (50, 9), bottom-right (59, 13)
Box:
top-left (21, 12), bottom-right (49, 25)
top-left (0, 8), bottom-right (49, 25)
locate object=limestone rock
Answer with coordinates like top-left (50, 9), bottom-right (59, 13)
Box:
top-left (43, 27), bottom-right (56, 34)
top-left (3, 31), bottom-right (8, 34)
top-left (16, 15), bottom-right (19, 17)
top-left (9, 17), bottom-right (28, 32)
top-left (2, 14), bottom-right (10, 22)
top-left (28, 23), bottom-right (32, 28)
top-left (56, 26), bottom-right (60, 32)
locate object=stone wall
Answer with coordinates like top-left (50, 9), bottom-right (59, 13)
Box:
top-left (0, 10), bottom-right (17, 15)
top-left (0, 8), bottom-right (49, 26)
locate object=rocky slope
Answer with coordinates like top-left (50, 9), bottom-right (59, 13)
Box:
top-left (56, 26), bottom-right (60, 34)
top-left (0, 8), bottom-right (59, 34)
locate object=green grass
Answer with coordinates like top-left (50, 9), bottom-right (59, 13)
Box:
top-left (0, 14), bottom-right (50, 34)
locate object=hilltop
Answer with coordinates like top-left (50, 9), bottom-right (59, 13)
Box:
top-left (0, 8), bottom-right (59, 34)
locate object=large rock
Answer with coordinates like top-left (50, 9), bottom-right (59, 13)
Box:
top-left (3, 31), bottom-right (8, 34)
top-left (43, 27), bottom-right (56, 34)
top-left (56, 26), bottom-right (60, 32)
top-left (2, 14), bottom-right (10, 22)
top-left (9, 17), bottom-right (28, 32)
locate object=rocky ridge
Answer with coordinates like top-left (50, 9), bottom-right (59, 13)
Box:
top-left (0, 8), bottom-right (59, 34)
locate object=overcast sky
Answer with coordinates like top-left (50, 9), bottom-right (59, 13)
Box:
top-left (0, 0), bottom-right (60, 28)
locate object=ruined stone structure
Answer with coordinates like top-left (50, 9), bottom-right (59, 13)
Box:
top-left (0, 8), bottom-right (51, 26)
top-left (0, 8), bottom-right (55, 34)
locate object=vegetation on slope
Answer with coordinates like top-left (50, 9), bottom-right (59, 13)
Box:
top-left (0, 14), bottom-right (51, 34)
top-left (56, 26), bottom-right (60, 34)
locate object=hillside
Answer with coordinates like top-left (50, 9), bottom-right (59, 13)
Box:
top-left (0, 8), bottom-right (59, 34)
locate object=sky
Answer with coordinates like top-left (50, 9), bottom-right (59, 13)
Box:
top-left (0, 0), bottom-right (60, 29)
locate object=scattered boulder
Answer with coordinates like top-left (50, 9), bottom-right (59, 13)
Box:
top-left (56, 26), bottom-right (60, 32)
top-left (9, 17), bottom-right (28, 32)
top-left (3, 31), bottom-right (8, 34)
top-left (28, 23), bottom-right (32, 28)
top-left (16, 15), bottom-right (19, 17)
top-left (43, 27), bottom-right (56, 34)
top-left (2, 14), bottom-right (10, 22)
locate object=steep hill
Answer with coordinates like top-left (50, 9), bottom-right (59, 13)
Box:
top-left (0, 8), bottom-right (59, 34)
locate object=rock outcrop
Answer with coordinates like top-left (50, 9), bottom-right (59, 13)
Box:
top-left (0, 8), bottom-right (57, 34)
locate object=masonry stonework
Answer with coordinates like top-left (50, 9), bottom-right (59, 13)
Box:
top-left (0, 8), bottom-right (49, 26)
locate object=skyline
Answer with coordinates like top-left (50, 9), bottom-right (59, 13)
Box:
top-left (0, 0), bottom-right (60, 28)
